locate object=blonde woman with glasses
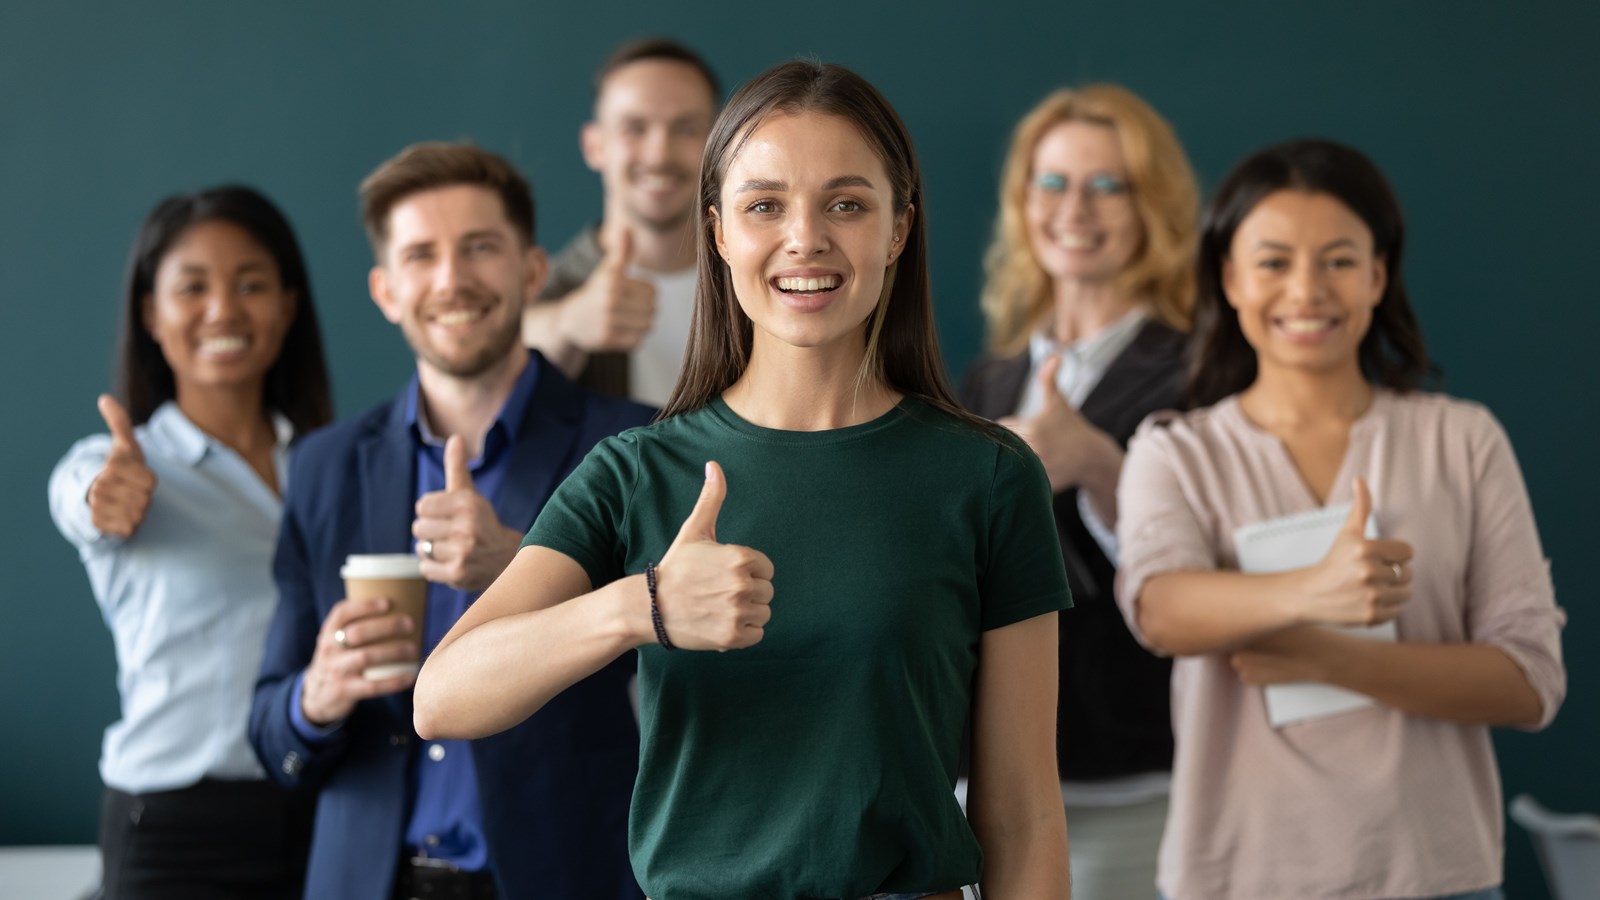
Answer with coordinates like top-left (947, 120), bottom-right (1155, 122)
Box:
top-left (960, 84), bottom-right (1198, 898)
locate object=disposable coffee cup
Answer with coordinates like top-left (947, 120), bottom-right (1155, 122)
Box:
top-left (340, 554), bottom-right (426, 680)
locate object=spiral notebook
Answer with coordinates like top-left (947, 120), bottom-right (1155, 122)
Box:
top-left (1234, 503), bottom-right (1397, 727)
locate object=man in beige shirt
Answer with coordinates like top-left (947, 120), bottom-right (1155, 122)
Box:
top-left (522, 38), bottom-right (718, 405)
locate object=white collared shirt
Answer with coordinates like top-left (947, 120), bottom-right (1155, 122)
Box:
top-left (49, 402), bottom-right (292, 793)
top-left (1016, 305), bottom-right (1150, 416)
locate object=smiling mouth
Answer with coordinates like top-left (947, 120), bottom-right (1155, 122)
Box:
top-left (433, 308), bottom-right (488, 327)
top-left (1276, 317), bottom-right (1339, 335)
top-left (774, 275), bottom-right (843, 295)
top-left (1051, 232), bottom-right (1103, 250)
top-left (198, 335), bottom-right (250, 355)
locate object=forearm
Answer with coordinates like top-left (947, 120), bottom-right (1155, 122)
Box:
top-left (969, 614), bottom-right (1070, 898)
top-left (974, 805), bottom-right (1071, 899)
top-left (414, 574), bottom-right (647, 739)
top-left (1139, 569), bottom-right (1304, 656)
top-left (521, 299), bottom-right (586, 378)
top-left (1076, 438), bottom-right (1123, 531)
top-left (1322, 637), bottom-right (1544, 727)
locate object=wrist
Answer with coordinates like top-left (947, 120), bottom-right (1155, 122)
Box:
top-left (1276, 568), bottom-right (1319, 628)
top-left (600, 574), bottom-right (656, 650)
top-left (1081, 435), bottom-right (1123, 516)
top-left (1314, 630), bottom-right (1369, 689)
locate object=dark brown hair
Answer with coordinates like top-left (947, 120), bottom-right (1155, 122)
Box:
top-left (359, 142), bottom-right (536, 257)
top-left (660, 59), bottom-right (994, 438)
top-left (1188, 138), bottom-right (1432, 407)
top-left (116, 185), bottom-right (333, 434)
top-left (595, 37), bottom-right (720, 106)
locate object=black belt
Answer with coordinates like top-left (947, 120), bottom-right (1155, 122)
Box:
top-left (393, 857), bottom-right (497, 900)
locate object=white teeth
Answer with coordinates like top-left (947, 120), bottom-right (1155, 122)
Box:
top-left (1279, 318), bottom-right (1335, 334)
top-left (1054, 233), bottom-right (1100, 249)
top-left (775, 276), bottom-right (842, 292)
top-left (435, 309), bottom-right (483, 326)
top-left (199, 336), bottom-right (248, 354)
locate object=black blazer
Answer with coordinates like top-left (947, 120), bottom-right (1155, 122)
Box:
top-left (960, 320), bottom-right (1186, 780)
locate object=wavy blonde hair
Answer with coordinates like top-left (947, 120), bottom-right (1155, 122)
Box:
top-left (980, 85), bottom-right (1198, 356)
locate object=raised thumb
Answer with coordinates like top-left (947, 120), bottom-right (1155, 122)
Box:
top-left (603, 224), bottom-right (633, 274)
top-left (1037, 354), bottom-right (1066, 409)
top-left (444, 434), bottom-right (474, 492)
top-left (98, 394), bottom-right (143, 462)
top-left (677, 461), bottom-right (725, 543)
top-left (1343, 476), bottom-right (1372, 535)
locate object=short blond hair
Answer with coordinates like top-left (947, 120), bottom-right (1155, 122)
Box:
top-left (980, 85), bottom-right (1198, 355)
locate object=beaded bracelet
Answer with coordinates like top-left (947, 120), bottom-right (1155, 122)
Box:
top-left (644, 561), bottom-right (674, 650)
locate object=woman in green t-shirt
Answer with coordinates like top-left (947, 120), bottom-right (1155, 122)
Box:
top-left (415, 60), bottom-right (1072, 900)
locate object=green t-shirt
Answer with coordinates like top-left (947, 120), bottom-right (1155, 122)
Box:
top-left (524, 396), bottom-right (1071, 899)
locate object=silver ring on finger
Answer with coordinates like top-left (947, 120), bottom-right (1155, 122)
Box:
top-left (420, 539), bottom-right (435, 561)
top-left (334, 628), bottom-right (349, 649)
top-left (1390, 562), bottom-right (1404, 584)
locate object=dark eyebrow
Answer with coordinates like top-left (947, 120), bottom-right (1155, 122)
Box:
top-left (824, 175), bottom-right (874, 191)
top-left (461, 230), bottom-right (505, 244)
top-left (733, 175), bottom-right (876, 194)
top-left (176, 261), bottom-right (268, 275)
top-left (1253, 237), bottom-right (1361, 253)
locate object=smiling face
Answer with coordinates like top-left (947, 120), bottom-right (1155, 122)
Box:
top-left (369, 184), bottom-right (545, 381)
top-left (1223, 189), bottom-right (1387, 378)
top-left (143, 219), bottom-right (297, 402)
top-left (710, 111), bottom-right (912, 358)
top-left (1024, 120), bottom-right (1144, 286)
top-left (584, 59), bottom-right (716, 234)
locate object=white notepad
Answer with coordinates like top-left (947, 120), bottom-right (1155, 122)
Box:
top-left (1233, 504), bottom-right (1397, 727)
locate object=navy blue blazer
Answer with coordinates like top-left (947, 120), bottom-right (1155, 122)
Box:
top-left (250, 353), bottom-right (651, 900)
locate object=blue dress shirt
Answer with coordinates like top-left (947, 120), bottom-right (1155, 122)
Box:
top-left (291, 357), bottom-right (540, 873)
top-left (49, 402), bottom-right (293, 794)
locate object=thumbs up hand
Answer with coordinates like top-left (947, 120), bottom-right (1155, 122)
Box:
top-left (556, 224), bottom-right (658, 353)
top-left (997, 354), bottom-right (1120, 494)
top-left (651, 462), bottom-right (775, 651)
top-left (88, 394), bottom-right (157, 538)
top-left (1295, 477), bottom-right (1415, 627)
top-left (413, 435), bottom-right (523, 591)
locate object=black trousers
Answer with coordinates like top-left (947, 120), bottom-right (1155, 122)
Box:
top-left (98, 779), bottom-right (313, 900)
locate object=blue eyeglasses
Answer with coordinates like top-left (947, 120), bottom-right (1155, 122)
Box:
top-left (1030, 171), bottom-right (1130, 204)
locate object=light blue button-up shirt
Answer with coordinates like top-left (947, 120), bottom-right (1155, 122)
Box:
top-left (49, 401), bottom-right (292, 794)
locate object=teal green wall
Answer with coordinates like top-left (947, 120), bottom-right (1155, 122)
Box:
top-left (4, 2), bottom-right (1594, 895)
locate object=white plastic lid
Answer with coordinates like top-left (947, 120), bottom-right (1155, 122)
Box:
top-left (340, 554), bottom-right (423, 580)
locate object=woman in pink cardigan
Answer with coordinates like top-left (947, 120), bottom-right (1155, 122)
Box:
top-left (1115, 139), bottom-right (1565, 900)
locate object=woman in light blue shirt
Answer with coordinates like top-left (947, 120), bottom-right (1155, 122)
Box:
top-left (49, 186), bottom-right (332, 900)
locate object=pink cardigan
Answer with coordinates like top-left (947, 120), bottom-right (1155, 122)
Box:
top-left (1116, 389), bottom-right (1566, 899)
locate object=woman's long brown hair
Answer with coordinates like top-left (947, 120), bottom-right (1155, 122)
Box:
top-left (659, 59), bottom-right (998, 439)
